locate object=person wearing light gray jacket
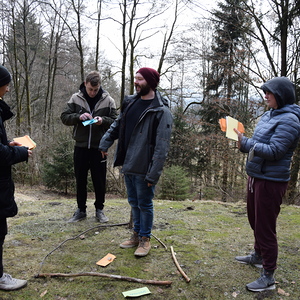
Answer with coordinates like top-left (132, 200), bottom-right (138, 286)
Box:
top-left (61, 71), bottom-right (117, 223)
top-left (234, 77), bottom-right (300, 292)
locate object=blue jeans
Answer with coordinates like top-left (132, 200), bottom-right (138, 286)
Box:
top-left (124, 174), bottom-right (155, 238)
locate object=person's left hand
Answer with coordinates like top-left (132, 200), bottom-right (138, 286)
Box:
top-left (234, 128), bottom-right (243, 149)
top-left (101, 151), bottom-right (107, 159)
top-left (9, 141), bottom-right (22, 147)
top-left (94, 116), bottom-right (103, 125)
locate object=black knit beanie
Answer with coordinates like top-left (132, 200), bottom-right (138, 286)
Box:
top-left (0, 66), bottom-right (11, 87)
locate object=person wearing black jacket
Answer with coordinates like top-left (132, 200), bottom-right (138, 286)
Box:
top-left (0, 65), bottom-right (32, 290)
top-left (100, 68), bottom-right (173, 257)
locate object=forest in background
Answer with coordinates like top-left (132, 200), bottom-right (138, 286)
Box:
top-left (0, 0), bottom-right (299, 204)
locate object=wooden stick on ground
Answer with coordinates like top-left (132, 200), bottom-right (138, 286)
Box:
top-left (170, 246), bottom-right (191, 283)
top-left (37, 222), bottom-right (129, 274)
top-left (151, 233), bottom-right (168, 250)
top-left (35, 272), bottom-right (172, 286)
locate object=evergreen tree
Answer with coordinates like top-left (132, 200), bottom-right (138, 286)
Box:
top-left (199, 0), bottom-right (253, 201)
top-left (160, 165), bottom-right (191, 201)
top-left (42, 140), bottom-right (75, 194)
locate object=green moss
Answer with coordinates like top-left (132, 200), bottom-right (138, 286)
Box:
top-left (2, 189), bottom-right (299, 299)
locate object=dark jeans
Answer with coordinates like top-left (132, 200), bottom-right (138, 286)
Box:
top-left (0, 218), bottom-right (7, 277)
top-left (247, 176), bottom-right (288, 270)
top-left (74, 147), bottom-right (107, 211)
top-left (124, 174), bottom-right (155, 238)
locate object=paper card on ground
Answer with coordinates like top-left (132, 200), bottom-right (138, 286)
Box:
top-left (13, 135), bottom-right (36, 149)
top-left (96, 253), bottom-right (116, 267)
top-left (122, 287), bottom-right (151, 298)
top-left (82, 119), bottom-right (97, 126)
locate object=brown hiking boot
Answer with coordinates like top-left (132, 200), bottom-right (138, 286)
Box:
top-left (134, 237), bottom-right (151, 257)
top-left (120, 232), bottom-right (139, 249)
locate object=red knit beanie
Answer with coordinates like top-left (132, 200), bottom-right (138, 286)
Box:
top-left (136, 67), bottom-right (160, 91)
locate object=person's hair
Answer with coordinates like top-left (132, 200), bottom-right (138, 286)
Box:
top-left (85, 71), bottom-right (101, 87)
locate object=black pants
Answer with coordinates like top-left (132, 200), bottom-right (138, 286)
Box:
top-left (74, 147), bottom-right (107, 211)
top-left (0, 218), bottom-right (7, 277)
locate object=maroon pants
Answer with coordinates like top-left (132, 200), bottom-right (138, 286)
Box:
top-left (247, 177), bottom-right (288, 271)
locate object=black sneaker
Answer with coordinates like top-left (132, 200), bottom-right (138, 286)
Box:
top-left (67, 209), bottom-right (86, 222)
top-left (235, 252), bottom-right (263, 268)
top-left (95, 209), bottom-right (109, 223)
top-left (246, 270), bottom-right (275, 292)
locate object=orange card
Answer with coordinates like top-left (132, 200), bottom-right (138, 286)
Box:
top-left (96, 253), bottom-right (116, 267)
top-left (13, 135), bottom-right (36, 150)
top-left (219, 118), bottom-right (245, 133)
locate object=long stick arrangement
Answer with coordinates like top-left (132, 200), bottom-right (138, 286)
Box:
top-left (35, 272), bottom-right (172, 286)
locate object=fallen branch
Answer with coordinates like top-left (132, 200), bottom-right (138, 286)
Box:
top-left (35, 272), bottom-right (172, 286)
top-left (170, 246), bottom-right (191, 283)
top-left (151, 233), bottom-right (168, 250)
top-left (37, 222), bottom-right (129, 274)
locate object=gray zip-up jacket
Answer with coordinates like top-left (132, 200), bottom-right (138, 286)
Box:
top-left (61, 85), bottom-right (117, 149)
top-left (99, 90), bottom-right (173, 185)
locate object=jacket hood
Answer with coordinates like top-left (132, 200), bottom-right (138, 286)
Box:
top-left (0, 100), bottom-right (13, 121)
top-left (79, 82), bottom-right (104, 101)
top-left (129, 90), bottom-right (170, 108)
top-left (272, 103), bottom-right (300, 122)
top-left (261, 77), bottom-right (295, 109)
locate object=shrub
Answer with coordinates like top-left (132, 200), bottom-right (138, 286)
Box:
top-left (42, 140), bottom-right (75, 194)
top-left (159, 165), bottom-right (191, 200)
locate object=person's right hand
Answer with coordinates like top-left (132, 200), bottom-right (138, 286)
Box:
top-left (101, 151), bottom-right (108, 159)
top-left (28, 150), bottom-right (33, 157)
top-left (79, 113), bottom-right (93, 121)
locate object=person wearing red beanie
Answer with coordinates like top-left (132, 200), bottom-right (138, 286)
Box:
top-left (135, 68), bottom-right (160, 92)
top-left (100, 67), bottom-right (173, 257)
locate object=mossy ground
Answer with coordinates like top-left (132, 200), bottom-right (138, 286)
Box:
top-left (0, 186), bottom-right (299, 299)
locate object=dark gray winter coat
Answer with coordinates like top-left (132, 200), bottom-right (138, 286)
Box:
top-left (99, 90), bottom-right (173, 185)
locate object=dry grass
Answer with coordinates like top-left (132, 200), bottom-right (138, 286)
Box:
top-left (0, 185), bottom-right (299, 299)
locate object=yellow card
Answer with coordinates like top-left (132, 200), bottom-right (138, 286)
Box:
top-left (96, 253), bottom-right (116, 267)
top-left (226, 116), bottom-right (238, 141)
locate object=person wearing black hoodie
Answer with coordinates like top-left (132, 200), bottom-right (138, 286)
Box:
top-left (234, 77), bottom-right (300, 292)
top-left (61, 71), bottom-right (117, 223)
top-left (0, 65), bottom-right (32, 290)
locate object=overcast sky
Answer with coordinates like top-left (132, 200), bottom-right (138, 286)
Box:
top-left (86, 1), bottom-right (215, 68)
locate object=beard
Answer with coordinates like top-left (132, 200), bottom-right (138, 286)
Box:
top-left (135, 83), bottom-right (151, 96)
